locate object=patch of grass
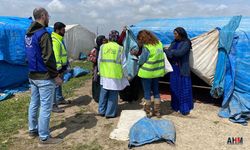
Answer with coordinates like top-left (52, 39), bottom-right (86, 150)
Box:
top-left (0, 61), bottom-right (92, 149)
top-left (0, 95), bottom-right (30, 149)
top-left (62, 61), bottom-right (92, 98)
top-left (74, 140), bottom-right (103, 150)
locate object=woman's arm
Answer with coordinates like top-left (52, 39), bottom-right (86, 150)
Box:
top-left (170, 40), bottom-right (191, 57)
top-left (138, 47), bottom-right (149, 65)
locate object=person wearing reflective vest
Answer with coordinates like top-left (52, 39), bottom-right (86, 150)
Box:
top-left (136, 30), bottom-right (166, 118)
top-left (51, 22), bottom-right (70, 113)
top-left (25, 7), bottom-right (63, 144)
top-left (98, 30), bottom-right (129, 118)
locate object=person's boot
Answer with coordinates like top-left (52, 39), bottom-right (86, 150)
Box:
top-left (39, 137), bottom-right (63, 145)
top-left (154, 98), bottom-right (161, 118)
top-left (52, 104), bottom-right (64, 113)
top-left (144, 100), bottom-right (152, 118)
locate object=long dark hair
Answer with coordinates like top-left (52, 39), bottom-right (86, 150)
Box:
top-left (174, 27), bottom-right (188, 40)
top-left (95, 35), bottom-right (106, 51)
top-left (174, 27), bottom-right (192, 47)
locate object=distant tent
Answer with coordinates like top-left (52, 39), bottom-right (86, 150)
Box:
top-left (64, 24), bottom-right (96, 59)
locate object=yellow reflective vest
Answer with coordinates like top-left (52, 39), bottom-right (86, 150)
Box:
top-left (99, 42), bottom-right (123, 79)
top-left (138, 41), bottom-right (165, 78)
top-left (51, 32), bottom-right (68, 70)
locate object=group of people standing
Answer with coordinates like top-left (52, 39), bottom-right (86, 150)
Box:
top-left (24, 7), bottom-right (194, 145)
top-left (91, 27), bottom-right (194, 119)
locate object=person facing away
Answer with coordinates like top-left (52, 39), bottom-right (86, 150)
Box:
top-left (25, 7), bottom-right (63, 144)
top-left (51, 22), bottom-right (71, 113)
top-left (97, 30), bottom-right (129, 118)
top-left (164, 27), bottom-right (193, 115)
top-left (135, 30), bottom-right (166, 118)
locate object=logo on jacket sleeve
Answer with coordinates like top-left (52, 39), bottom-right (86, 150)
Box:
top-left (25, 35), bottom-right (33, 48)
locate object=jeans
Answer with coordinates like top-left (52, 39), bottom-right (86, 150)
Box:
top-left (141, 78), bottom-right (160, 101)
top-left (53, 74), bottom-right (64, 105)
top-left (98, 86), bottom-right (119, 117)
top-left (54, 85), bottom-right (64, 105)
top-left (28, 79), bottom-right (55, 140)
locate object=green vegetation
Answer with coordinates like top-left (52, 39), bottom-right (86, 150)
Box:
top-left (0, 61), bottom-right (92, 149)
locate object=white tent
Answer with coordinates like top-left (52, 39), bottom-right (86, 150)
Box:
top-left (64, 24), bottom-right (96, 59)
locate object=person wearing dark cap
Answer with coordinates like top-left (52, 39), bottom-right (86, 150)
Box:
top-left (98, 30), bottom-right (129, 118)
top-left (51, 22), bottom-right (71, 113)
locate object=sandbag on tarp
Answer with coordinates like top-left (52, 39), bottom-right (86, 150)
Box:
top-left (0, 61), bottom-right (28, 89)
top-left (128, 117), bottom-right (176, 148)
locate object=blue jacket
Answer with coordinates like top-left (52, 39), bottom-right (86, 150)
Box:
top-left (25, 22), bottom-right (58, 80)
top-left (25, 28), bottom-right (48, 72)
top-left (164, 39), bottom-right (191, 76)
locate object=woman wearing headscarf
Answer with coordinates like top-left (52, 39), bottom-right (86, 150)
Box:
top-left (164, 27), bottom-right (193, 115)
top-left (88, 35), bottom-right (107, 102)
top-left (98, 30), bottom-right (129, 118)
top-left (135, 30), bottom-right (166, 118)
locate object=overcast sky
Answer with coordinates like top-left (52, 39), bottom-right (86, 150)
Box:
top-left (0, 0), bottom-right (249, 35)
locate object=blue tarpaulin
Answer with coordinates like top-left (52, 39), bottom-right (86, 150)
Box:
top-left (0, 16), bottom-right (53, 101)
top-left (0, 16), bottom-right (32, 65)
top-left (218, 26), bottom-right (250, 125)
top-left (129, 117), bottom-right (176, 148)
top-left (130, 16), bottom-right (250, 125)
top-left (210, 16), bottom-right (242, 98)
top-left (123, 28), bottom-right (139, 79)
top-left (0, 17), bottom-right (32, 99)
top-left (130, 17), bottom-right (250, 45)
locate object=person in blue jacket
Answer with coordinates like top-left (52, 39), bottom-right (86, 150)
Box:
top-left (164, 27), bottom-right (194, 115)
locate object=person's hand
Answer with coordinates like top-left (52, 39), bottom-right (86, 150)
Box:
top-left (127, 76), bottom-right (132, 81)
top-left (123, 26), bottom-right (128, 32)
top-left (130, 50), bottom-right (138, 56)
top-left (55, 75), bottom-right (63, 86)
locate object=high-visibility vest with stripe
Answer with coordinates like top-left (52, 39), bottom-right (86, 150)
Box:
top-left (51, 32), bottom-right (68, 70)
top-left (138, 41), bottom-right (165, 78)
top-left (99, 42), bottom-right (123, 79)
